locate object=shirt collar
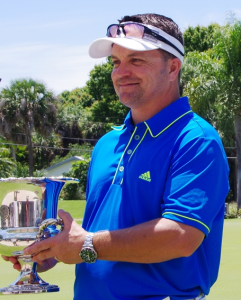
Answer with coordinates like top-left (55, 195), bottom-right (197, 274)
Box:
top-left (144, 97), bottom-right (192, 137)
top-left (119, 97), bottom-right (192, 135)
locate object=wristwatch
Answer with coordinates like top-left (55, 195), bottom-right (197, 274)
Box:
top-left (80, 232), bottom-right (97, 263)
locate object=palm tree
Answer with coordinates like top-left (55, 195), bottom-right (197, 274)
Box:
top-left (0, 79), bottom-right (57, 176)
top-left (32, 131), bottom-right (62, 169)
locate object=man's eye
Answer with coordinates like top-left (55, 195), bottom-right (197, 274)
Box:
top-left (112, 61), bottom-right (120, 67)
top-left (132, 58), bottom-right (141, 63)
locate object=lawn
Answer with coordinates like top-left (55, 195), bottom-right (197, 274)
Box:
top-left (0, 205), bottom-right (239, 299)
top-left (207, 218), bottom-right (241, 300)
top-left (58, 200), bottom-right (86, 220)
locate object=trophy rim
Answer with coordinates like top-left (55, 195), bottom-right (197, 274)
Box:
top-left (0, 177), bottom-right (80, 183)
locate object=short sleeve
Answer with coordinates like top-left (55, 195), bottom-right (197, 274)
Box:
top-left (162, 135), bottom-right (229, 237)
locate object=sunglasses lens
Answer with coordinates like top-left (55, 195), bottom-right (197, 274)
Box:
top-left (107, 25), bottom-right (119, 37)
top-left (106, 23), bottom-right (184, 58)
top-left (107, 24), bottom-right (145, 39)
top-left (124, 24), bottom-right (144, 39)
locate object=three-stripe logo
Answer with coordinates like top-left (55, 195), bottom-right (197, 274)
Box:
top-left (139, 171), bottom-right (151, 182)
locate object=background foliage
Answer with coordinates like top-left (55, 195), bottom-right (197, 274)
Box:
top-left (0, 19), bottom-right (240, 205)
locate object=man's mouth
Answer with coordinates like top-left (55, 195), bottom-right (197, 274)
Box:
top-left (119, 82), bottom-right (139, 87)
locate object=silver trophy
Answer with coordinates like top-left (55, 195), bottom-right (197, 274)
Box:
top-left (0, 177), bottom-right (79, 295)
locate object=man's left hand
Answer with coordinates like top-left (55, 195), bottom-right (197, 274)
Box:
top-left (23, 209), bottom-right (86, 264)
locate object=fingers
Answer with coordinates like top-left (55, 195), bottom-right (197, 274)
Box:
top-left (1, 255), bottom-right (10, 262)
top-left (1, 255), bottom-right (57, 273)
top-left (24, 213), bottom-right (67, 256)
top-left (1, 255), bottom-right (18, 264)
top-left (13, 261), bottom-right (21, 271)
top-left (32, 248), bottom-right (55, 264)
top-left (24, 227), bottom-right (64, 258)
top-left (57, 209), bottom-right (73, 227)
top-left (9, 257), bottom-right (19, 265)
top-left (36, 257), bottom-right (58, 273)
top-left (25, 211), bottom-right (83, 265)
top-left (24, 237), bottom-right (54, 256)
top-left (1, 255), bottom-right (21, 271)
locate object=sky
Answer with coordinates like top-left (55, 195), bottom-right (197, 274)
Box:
top-left (0, 0), bottom-right (241, 95)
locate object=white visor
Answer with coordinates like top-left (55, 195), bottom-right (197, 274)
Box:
top-left (89, 22), bottom-right (184, 63)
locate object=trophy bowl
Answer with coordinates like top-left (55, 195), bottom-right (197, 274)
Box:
top-left (0, 177), bottom-right (79, 295)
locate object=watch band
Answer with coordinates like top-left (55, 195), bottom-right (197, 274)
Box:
top-left (80, 232), bottom-right (97, 263)
top-left (83, 232), bottom-right (95, 247)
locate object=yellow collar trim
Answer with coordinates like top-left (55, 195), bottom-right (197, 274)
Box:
top-left (144, 110), bottom-right (192, 138)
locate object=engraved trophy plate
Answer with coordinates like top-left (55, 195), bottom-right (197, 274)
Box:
top-left (0, 177), bottom-right (79, 295)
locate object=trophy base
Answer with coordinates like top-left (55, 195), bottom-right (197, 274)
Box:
top-left (0, 284), bottom-right (59, 295)
top-left (0, 262), bottom-right (60, 295)
top-left (0, 284), bottom-right (59, 294)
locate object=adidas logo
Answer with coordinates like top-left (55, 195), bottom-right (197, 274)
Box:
top-left (139, 171), bottom-right (151, 182)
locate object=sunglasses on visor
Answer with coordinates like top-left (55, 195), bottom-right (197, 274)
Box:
top-left (106, 23), bottom-right (184, 57)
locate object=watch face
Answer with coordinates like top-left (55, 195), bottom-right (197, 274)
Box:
top-left (80, 247), bottom-right (97, 263)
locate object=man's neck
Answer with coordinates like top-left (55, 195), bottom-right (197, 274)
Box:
top-left (131, 93), bottom-right (180, 125)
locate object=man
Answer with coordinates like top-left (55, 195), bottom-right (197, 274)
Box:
top-left (12, 13), bottom-right (229, 300)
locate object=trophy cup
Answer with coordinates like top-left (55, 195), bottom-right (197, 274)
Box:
top-left (0, 177), bottom-right (79, 295)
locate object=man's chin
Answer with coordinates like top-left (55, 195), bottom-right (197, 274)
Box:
top-left (119, 93), bottom-right (140, 108)
top-left (119, 98), bottom-right (135, 109)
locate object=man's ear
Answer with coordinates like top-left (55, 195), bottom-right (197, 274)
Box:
top-left (168, 58), bottom-right (182, 82)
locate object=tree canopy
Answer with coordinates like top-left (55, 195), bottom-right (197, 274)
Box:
top-left (183, 23), bottom-right (220, 53)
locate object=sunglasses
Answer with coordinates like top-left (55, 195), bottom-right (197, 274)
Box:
top-left (106, 23), bottom-right (184, 57)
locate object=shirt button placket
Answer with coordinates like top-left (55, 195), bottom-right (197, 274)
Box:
top-left (119, 166), bottom-right (124, 172)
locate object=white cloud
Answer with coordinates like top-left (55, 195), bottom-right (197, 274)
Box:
top-left (0, 43), bottom-right (106, 95)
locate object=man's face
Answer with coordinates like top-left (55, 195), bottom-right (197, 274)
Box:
top-left (111, 44), bottom-right (171, 111)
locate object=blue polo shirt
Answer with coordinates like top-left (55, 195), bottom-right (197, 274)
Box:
top-left (74, 97), bottom-right (229, 300)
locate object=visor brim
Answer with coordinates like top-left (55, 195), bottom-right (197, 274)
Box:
top-left (88, 37), bottom-right (159, 59)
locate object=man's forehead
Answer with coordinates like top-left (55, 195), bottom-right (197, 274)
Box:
top-left (111, 44), bottom-right (157, 58)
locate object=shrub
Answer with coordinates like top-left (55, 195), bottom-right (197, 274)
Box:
top-left (60, 159), bottom-right (90, 200)
top-left (225, 202), bottom-right (241, 219)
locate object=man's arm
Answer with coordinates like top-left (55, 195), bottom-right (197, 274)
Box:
top-left (94, 217), bottom-right (204, 263)
top-left (24, 209), bottom-right (204, 264)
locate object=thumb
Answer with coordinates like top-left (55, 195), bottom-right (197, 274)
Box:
top-left (57, 209), bottom-right (73, 225)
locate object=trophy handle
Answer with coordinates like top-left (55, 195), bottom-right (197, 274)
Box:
top-left (36, 218), bottom-right (64, 241)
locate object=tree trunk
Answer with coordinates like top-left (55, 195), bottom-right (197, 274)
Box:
top-left (10, 146), bottom-right (16, 160)
top-left (234, 115), bottom-right (241, 209)
top-left (27, 134), bottom-right (34, 176)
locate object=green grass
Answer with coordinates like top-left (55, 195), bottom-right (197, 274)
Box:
top-left (207, 218), bottom-right (241, 300)
top-left (58, 200), bottom-right (86, 220)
